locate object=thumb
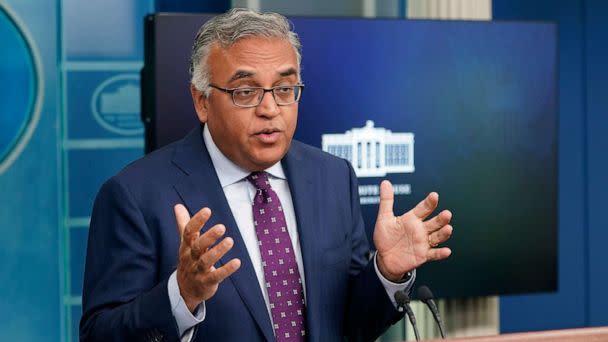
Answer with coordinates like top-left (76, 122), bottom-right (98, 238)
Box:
top-left (174, 204), bottom-right (191, 239)
top-left (377, 180), bottom-right (395, 219)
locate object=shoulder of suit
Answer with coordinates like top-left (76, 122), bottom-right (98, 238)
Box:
top-left (119, 140), bottom-right (179, 177)
top-left (111, 136), bottom-right (352, 187)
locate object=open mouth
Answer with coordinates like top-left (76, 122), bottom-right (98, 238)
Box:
top-left (254, 128), bottom-right (281, 143)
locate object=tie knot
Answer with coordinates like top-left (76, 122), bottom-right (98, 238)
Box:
top-left (247, 171), bottom-right (271, 191)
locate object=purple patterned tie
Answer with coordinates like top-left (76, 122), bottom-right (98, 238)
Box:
top-left (247, 171), bottom-right (306, 341)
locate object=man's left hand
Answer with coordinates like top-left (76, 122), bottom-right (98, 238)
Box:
top-left (373, 180), bottom-right (453, 282)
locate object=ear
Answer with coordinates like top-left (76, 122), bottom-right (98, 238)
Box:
top-left (190, 84), bottom-right (209, 123)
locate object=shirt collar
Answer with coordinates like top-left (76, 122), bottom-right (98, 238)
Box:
top-left (203, 124), bottom-right (286, 188)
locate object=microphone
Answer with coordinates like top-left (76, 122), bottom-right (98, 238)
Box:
top-left (394, 291), bottom-right (420, 341)
top-left (417, 285), bottom-right (446, 339)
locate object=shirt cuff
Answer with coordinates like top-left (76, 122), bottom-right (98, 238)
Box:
top-left (168, 271), bottom-right (206, 337)
top-left (373, 252), bottom-right (416, 309)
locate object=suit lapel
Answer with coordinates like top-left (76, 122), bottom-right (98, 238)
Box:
top-left (172, 126), bottom-right (275, 341)
top-left (282, 142), bottom-right (323, 341)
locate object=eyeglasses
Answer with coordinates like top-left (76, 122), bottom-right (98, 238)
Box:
top-left (208, 84), bottom-right (304, 108)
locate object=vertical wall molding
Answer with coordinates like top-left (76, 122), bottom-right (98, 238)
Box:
top-left (408, 0), bottom-right (491, 20)
top-left (232, 0), bottom-right (261, 11)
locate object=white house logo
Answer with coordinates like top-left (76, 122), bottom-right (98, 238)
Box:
top-left (322, 121), bottom-right (415, 177)
top-left (0, 4), bottom-right (44, 174)
top-left (91, 74), bottom-right (143, 135)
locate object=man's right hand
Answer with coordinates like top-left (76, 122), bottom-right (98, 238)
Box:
top-left (174, 204), bottom-right (241, 313)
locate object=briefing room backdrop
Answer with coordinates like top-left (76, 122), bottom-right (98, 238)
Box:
top-left (0, 0), bottom-right (606, 341)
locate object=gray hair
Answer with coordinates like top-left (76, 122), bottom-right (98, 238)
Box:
top-left (189, 8), bottom-right (302, 95)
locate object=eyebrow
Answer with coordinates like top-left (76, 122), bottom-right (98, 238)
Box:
top-left (227, 67), bottom-right (299, 84)
top-left (228, 70), bottom-right (255, 83)
top-left (279, 68), bottom-right (298, 78)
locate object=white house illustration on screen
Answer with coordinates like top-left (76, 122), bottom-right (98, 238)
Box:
top-left (322, 120), bottom-right (415, 177)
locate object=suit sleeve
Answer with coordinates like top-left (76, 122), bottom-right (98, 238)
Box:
top-left (80, 177), bottom-right (181, 341)
top-left (342, 160), bottom-right (405, 341)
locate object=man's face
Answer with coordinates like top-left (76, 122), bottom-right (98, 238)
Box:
top-left (191, 37), bottom-right (299, 171)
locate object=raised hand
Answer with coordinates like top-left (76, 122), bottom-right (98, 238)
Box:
top-left (373, 180), bottom-right (453, 282)
top-left (174, 204), bottom-right (241, 312)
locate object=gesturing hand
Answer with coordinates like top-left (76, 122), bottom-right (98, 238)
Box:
top-left (174, 204), bottom-right (241, 313)
top-left (373, 181), bottom-right (453, 282)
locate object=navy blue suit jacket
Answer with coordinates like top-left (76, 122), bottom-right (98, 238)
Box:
top-left (80, 125), bottom-right (402, 341)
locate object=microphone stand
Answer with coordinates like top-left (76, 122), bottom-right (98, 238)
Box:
top-left (394, 291), bottom-right (420, 341)
top-left (417, 285), bottom-right (446, 339)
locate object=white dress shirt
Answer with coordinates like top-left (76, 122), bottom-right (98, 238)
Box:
top-left (168, 125), bottom-right (415, 340)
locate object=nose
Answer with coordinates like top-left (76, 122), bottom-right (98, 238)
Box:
top-left (255, 90), bottom-right (280, 118)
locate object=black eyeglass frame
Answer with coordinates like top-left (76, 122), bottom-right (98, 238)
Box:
top-left (208, 84), bottom-right (305, 108)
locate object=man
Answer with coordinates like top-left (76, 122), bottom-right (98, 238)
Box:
top-left (80, 8), bottom-right (453, 342)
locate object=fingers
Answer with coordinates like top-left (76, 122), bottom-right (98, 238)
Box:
top-left (193, 224), bottom-right (226, 256)
top-left (185, 207), bottom-right (212, 240)
top-left (174, 205), bottom-right (240, 307)
top-left (197, 233), bottom-right (231, 270)
top-left (427, 225), bottom-right (453, 247)
top-left (377, 180), bottom-right (394, 217)
top-left (424, 210), bottom-right (452, 233)
top-left (427, 247), bottom-right (452, 261)
top-left (207, 258), bottom-right (241, 284)
top-left (175, 205), bottom-right (214, 263)
top-left (190, 236), bottom-right (239, 284)
top-left (411, 192), bottom-right (439, 220)
top-left (188, 224), bottom-right (234, 274)
top-left (176, 206), bottom-right (211, 248)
